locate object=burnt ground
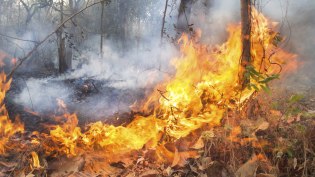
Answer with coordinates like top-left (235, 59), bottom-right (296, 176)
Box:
top-left (5, 72), bottom-right (148, 131)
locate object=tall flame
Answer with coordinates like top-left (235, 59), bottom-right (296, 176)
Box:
top-left (0, 72), bottom-right (24, 154)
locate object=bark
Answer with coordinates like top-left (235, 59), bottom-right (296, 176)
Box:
top-left (177, 0), bottom-right (194, 34)
top-left (240, 0), bottom-right (251, 88)
top-left (58, 0), bottom-right (70, 73)
top-left (161, 0), bottom-right (169, 40)
top-left (100, 0), bottom-right (105, 58)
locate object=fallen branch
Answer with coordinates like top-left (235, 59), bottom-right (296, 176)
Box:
top-left (7, 0), bottom-right (110, 79)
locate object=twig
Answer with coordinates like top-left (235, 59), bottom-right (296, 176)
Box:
top-left (0, 33), bottom-right (39, 44)
top-left (7, 0), bottom-right (110, 79)
top-left (91, 81), bottom-right (100, 93)
top-left (22, 77), bottom-right (34, 111)
top-left (157, 89), bottom-right (170, 101)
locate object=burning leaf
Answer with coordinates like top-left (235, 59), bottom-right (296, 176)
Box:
top-left (31, 151), bottom-right (41, 169)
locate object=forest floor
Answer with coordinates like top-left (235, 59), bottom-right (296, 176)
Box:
top-left (2, 75), bottom-right (315, 176)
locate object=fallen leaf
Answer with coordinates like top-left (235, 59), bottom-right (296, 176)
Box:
top-left (235, 154), bottom-right (261, 177)
top-left (171, 148), bottom-right (180, 167)
top-left (256, 121), bottom-right (269, 131)
top-left (270, 110), bottom-right (282, 117)
top-left (287, 116), bottom-right (295, 124)
top-left (256, 174), bottom-right (276, 177)
top-left (139, 169), bottom-right (159, 177)
top-left (190, 136), bottom-right (204, 149)
top-left (198, 157), bottom-right (212, 170)
top-left (163, 166), bottom-right (172, 176)
top-left (293, 158), bottom-right (297, 169)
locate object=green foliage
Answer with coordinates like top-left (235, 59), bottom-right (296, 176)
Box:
top-left (245, 65), bottom-right (279, 93)
top-left (288, 94), bottom-right (305, 104)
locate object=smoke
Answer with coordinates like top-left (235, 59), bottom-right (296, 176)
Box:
top-left (11, 0), bottom-right (315, 118)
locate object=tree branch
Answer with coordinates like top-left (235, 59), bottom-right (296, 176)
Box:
top-left (0, 33), bottom-right (39, 44)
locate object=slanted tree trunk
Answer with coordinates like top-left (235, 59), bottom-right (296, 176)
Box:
top-left (240, 0), bottom-right (251, 88)
top-left (177, 0), bottom-right (194, 35)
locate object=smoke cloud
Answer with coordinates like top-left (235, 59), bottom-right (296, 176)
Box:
top-left (11, 0), bottom-right (315, 119)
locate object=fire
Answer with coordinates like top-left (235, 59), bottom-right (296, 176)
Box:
top-left (31, 151), bottom-right (41, 169)
top-left (0, 72), bottom-right (24, 154)
top-left (0, 8), bottom-right (296, 167)
top-left (39, 8), bottom-right (295, 159)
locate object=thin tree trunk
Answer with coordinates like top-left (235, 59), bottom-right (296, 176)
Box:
top-left (100, 0), bottom-right (105, 58)
top-left (240, 0), bottom-right (251, 88)
top-left (58, 0), bottom-right (68, 73)
top-left (177, 0), bottom-right (193, 35)
top-left (161, 0), bottom-right (169, 41)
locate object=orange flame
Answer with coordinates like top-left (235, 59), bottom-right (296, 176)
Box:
top-left (31, 151), bottom-right (41, 169)
top-left (0, 72), bottom-right (24, 154)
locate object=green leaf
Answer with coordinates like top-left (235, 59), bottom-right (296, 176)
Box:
top-left (261, 84), bottom-right (271, 93)
top-left (250, 83), bottom-right (260, 91)
top-left (259, 74), bottom-right (279, 84)
top-left (288, 94), bottom-right (304, 104)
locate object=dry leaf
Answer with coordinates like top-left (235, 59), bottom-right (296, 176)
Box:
top-left (200, 173), bottom-right (207, 177)
top-left (163, 166), bottom-right (172, 176)
top-left (256, 121), bottom-right (269, 131)
top-left (197, 157), bottom-right (212, 170)
top-left (287, 116), bottom-right (295, 124)
top-left (270, 110), bottom-right (282, 117)
top-left (125, 172), bottom-right (136, 177)
top-left (235, 154), bottom-right (261, 177)
top-left (293, 158), bottom-right (297, 169)
top-left (171, 148), bottom-right (180, 167)
top-left (190, 136), bottom-right (204, 149)
top-left (139, 169), bottom-right (159, 177)
top-left (26, 173), bottom-right (35, 177)
top-left (256, 174), bottom-right (276, 177)
top-left (171, 148), bottom-right (199, 167)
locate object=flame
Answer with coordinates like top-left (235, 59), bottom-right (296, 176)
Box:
top-left (0, 8), bottom-right (296, 165)
top-left (0, 72), bottom-right (24, 154)
top-left (31, 151), bottom-right (41, 169)
top-left (39, 8), bottom-right (295, 159)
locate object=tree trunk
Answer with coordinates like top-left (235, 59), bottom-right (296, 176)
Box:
top-left (161, 0), bottom-right (169, 41)
top-left (240, 0), bottom-right (251, 88)
top-left (177, 0), bottom-right (193, 35)
top-left (100, 0), bottom-right (105, 58)
top-left (58, 0), bottom-right (70, 73)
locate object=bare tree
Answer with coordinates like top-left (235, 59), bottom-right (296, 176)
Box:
top-left (19, 0), bottom-right (53, 25)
